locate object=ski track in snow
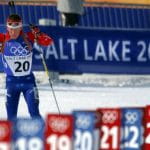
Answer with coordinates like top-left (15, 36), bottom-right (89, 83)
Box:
top-left (1, 73), bottom-right (150, 119)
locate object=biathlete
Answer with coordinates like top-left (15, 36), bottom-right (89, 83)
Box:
top-left (0, 14), bottom-right (53, 120)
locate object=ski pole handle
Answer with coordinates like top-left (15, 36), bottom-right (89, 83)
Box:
top-left (8, 1), bottom-right (14, 6)
top-left (8, 0), bottom-right (15, 14)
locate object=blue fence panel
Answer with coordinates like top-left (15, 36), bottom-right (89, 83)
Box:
top-left (109, 7), bottom-right (116, 28)
top-left (0, 5), bottom-right (4, 24)
top-left (3, 5), bottom-right (11, 22)
top-left (144, 9), bottom-right (150, 28)
top-left (22, 6), bottom-right (30, 25)
top-left (115, 8), bottom-right (123, 28)
top-left (0, 4), bottom-right (150, 29)
top-left (80, 7), bottom-right (90, 27)
top-left (15, 5), bottom-right (23, 18)
top-left (28, 5), bottom-right (37, 24)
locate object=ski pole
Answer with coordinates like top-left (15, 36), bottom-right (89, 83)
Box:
top-left (29, 24), bottom-right (61, 114)
top-left (37, 45), bottom-right (61, 114)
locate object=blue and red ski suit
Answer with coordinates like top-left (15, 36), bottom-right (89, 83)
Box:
top-left (0, 30), bottom-right (53, 120)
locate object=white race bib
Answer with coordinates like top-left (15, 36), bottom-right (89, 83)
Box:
top-left (4, 53), bottom-right (32, 76)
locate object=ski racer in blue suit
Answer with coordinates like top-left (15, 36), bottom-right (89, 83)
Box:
top-left (0, 14), bottom-right (53, 120)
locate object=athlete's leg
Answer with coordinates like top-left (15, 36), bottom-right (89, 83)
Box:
top-left (5, 87), bottom-right (20, 120)
top-left (23, 86), bottom-right (41, 118)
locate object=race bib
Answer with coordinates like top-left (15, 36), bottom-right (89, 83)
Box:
top-left (4, 53), bottom-right (32, 76)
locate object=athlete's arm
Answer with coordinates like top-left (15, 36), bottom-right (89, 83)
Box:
top-left (27, 26), bottom-right (53, 46)
top-left (0, 33), bottom-right (5, 53)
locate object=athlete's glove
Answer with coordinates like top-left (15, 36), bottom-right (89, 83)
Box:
top-left (29, 24), bottom-right (53, 46)
top-left (29, 24), bottom-right (41, 38)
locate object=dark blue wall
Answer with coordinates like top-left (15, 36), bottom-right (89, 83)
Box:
top-left (0, 5), bottom-right (150, 29)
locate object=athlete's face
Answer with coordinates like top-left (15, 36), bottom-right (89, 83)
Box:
top-left (7, 21), bottom-right (22, 39)
top-left (7, 27), bottom-right (22, 39)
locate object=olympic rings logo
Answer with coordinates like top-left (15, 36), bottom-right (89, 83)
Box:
top-left (102, 111), bottom-right (118, 124)
top-left (75, 115), bottom-right (92, 129)
top-left (125, 112), bottom-right (138, 124)
top-left (10, 46), bottom-right (29, 56)
top-left (49, 117), bottom-right (70, 133)
top-left (17, 120), bottom-right (43, 136)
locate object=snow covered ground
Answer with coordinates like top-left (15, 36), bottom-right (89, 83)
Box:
top-left (1, 72), bottom-right (150, 120)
